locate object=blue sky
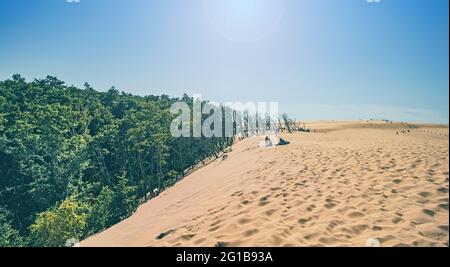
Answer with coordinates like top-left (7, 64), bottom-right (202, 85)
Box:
top-left (0, 0), bottom-right (448, 123)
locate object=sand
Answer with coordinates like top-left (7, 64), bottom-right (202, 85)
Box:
top-left (81, 121), bottom-right (449, 247)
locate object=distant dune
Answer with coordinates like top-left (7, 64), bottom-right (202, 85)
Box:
top-left (81, 121), bottom-right (449, 247)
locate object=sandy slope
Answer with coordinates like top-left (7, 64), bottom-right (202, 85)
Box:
top-left (81, 121), bottom-right (449, 247)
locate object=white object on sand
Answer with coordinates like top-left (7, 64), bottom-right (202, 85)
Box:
top-left (365, 238), bottom-right (380, 247)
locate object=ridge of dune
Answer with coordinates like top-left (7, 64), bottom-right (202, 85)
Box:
top-left (81, 121), bottom-right (449, 247)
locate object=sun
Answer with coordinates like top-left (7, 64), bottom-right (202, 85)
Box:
top-left (203, 0), bottom-right (285, 43)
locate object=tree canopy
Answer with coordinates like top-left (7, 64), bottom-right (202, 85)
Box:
top-left (0, 75), bottom-right (233, 246)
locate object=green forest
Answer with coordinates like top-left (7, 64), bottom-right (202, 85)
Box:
top-left (0, 75), bottom-right (234, 247)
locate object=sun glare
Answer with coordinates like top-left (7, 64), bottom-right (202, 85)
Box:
top-left (203, 0), bottom-right (285, 43)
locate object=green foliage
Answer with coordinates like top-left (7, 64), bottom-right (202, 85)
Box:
top-left (111, 172), bottom-right (138, 221)
top-left (0, 212), bottom-right (26, 247)
top-left (29, 197), bottom-right (87, 247)
top-left (0, 75), bottom-right (233, 246)
top-left (86, 186), bottom-right (114, 235)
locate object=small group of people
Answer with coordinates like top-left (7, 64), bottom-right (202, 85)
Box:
top-left (264, 136), bottom-right (290, 147)
top-left (396, 130), bottom-right (410, 135)
top-left (264, 136), bottom-right (273, 147)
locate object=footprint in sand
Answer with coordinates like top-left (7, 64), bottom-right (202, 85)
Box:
top-left (422, 209), bottom-right (435, 217)
top-left (438, 225), bottom-right (449, 232)
top-left (259, 196), bottom-right (270, 206)
top-left (419, 229), bottom-right (447, 239)
top-left (438, 203), bottom-right (449, 210)
top-left (372, 226), bottom-right (383, 231)
top-left (237, 217), bottom-right (252, 225)
top-left (298, 217), bottom-right (311, 225)
top-left (264, 208), bottom-right (277, 216)
top-left (437, 187), bottom-right (449, 194)
top-left (193, 238), bottom-right (207, 245)
top-left (327, 220), bottom-right (344, 231)
top-left (348, 211), bottom-right (365, 219)
top-left (304, 232), bottom-right (320, 241)
top-left (350, 224), bottom-right (369, 235)
top-left (418, 191), bottom-right (432, 198)
top-left (243, 229), bottom-right (259, 237)
top-left (209, 225), bottom-right (221, 232)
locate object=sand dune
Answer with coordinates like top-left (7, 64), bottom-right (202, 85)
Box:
top-left (81, 121), bottom-right (449, 247)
